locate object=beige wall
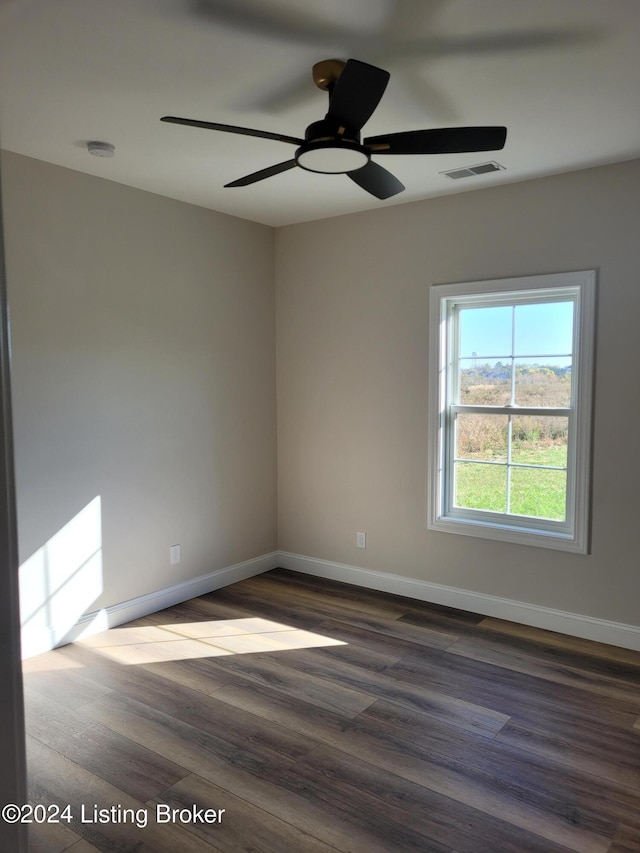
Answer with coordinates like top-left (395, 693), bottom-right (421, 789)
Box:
top-left (2, 152), bottom-right (277, 618)
top-left (3, 149), bottom-right (640, 637)
top-left (276, 158), bottom-right (640, 626)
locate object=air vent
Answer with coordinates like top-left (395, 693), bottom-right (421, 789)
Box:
top-left (441, 161), bottom-right (505, 180)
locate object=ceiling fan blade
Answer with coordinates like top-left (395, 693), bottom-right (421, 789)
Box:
top-left (225, 159), bottom-right (297, 188)
top-left (191, 0), bottom-right (346, 45)
top-left (161, 117), bottom-right (303, 146)
top-left (394, 28), bottom-right (598, 60)
top-left (365, 126), bottom-right (507, 155)
top-left (327, 59), bottom-right (390, 132)
top-left (348, 161), bottom-right (404, 200)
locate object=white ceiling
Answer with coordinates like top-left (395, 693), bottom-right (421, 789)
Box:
top-left (1, 0), bottom-right (639, 227)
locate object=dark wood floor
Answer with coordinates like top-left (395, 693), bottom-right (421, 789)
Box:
top-left (22, 568), bottom-right (640, 853)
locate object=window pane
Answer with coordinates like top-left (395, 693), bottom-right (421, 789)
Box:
top-left (509, 468), bottom-right (566, 521)
top-left (459, 360), bottom-right (512, 405)
top-left (511, 416), bottom-right (568, 466)
top-left (430, 271), bottom-right (594, 552)
top-left (454, 462), bottom-right (507, 512)
top-left (459, 306), bottom-right (512, 358)
top-left (514, 359), bottom-right (572, 407)
top-left (514, 302), bottom-right (573, 357)
top-left (456, 414), bottom-right (508, 462)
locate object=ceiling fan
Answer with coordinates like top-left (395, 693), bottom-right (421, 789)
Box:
top-left (161, 58), bottom-right (507, 200)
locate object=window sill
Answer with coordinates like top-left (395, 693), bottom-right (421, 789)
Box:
top-left (428, 514), bottom-right (589, 554)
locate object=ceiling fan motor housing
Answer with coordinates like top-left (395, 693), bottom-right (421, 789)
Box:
top-left (295, 118), bottom-right (370, 174)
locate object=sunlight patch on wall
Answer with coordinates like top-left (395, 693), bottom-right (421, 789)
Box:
top-left (80, 616), bottom-right (346, 665)
top-left (19, 496), bottom-right (103, 658)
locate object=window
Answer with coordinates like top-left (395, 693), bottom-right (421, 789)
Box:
top-left (428, 271), bottom-right (595, 553)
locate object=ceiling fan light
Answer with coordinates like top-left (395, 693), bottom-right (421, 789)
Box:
top-left (296, 140), bottom-right (369, 174)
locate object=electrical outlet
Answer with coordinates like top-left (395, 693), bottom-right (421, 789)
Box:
top-left (170, 544), bottom-right (181, 565)
top-left (356, 531), bottom-right (366, 549)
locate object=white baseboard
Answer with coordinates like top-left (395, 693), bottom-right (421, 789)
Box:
top-left (277, 551), bottom-right (640, 652)
top-left (22, 547), bottom-right (640, 657)
top-left (21, 551), bottom-right (279, 658)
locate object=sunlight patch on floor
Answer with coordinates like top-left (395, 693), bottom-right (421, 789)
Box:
top-left (76, 617), bottom-right (346, 664)
top-left (21, 648), bottom-right (86, 674)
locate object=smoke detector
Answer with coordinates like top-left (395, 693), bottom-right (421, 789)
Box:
top-left (87, 141), bottom-right (115, 158)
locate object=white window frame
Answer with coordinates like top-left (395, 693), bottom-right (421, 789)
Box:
top-left (427, 270), bottom-right (596, 554)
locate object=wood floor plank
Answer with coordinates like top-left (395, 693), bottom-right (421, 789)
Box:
top-left (293, 743), bottom-right (577, 853)
top-left (60, 632), bottom-right (236, 697)
top-left (213, 678), bottom-right (612, 852)
top-left (154, 588), bottom-right (325, 633)
top-left (357, 699), bottom-right (640, 833)
top-left (77, 693), bottom-right (433, 853)
top-left (221, 580), bottom-right (462, 650)
top-left (295, 632), bottom-right (404, 670)
top-left (314, 615), bottom-right (458, 659)
top-left (26, 735), bottom-right (221, 853)
top-left (214, 643), bottom-right (510, 737)
top-left (213, 678), bottom-right (373, 744)
top-left (448, 635), bottom-right (640, 705)
top-left (265, 568), bottom-right (485, 627)
top-left (21, 655), bottom-right (113, 710)
top-left (607, 823), bottom-right (640, 852)
top-left (388, 647), bottom-right (640, 730)
top-left (394, 603), bottom-right (488, 631)
top-left (26, 817), bottom-right (82, 853)
top-left (478, 618), bottom-right (640, 667)
top-left (23, 647), bottom-right (88, 674)
top-left (148, 772), bottom-right (340, 853)
top-left (24, 684), bottom-right (190, 802)
top-left (78, 690), bottom-right (302, 786)
top-left (340, 725), bottom-right (612, 853)
top-left (68, 657), bottom-right (318, 771)
top-left (78, 624), bottom-right (183, 648)
top-left (23, 668), bottom-right (112, 711)
top-left (79, 635), bottom-right (233, 667)
top-left (469, 630), bottom-right (640, 687)
top-left (494, 715), bottom-right (640, 790)
top-left (63, 841), bottom-right (103, 853)
top-left (200, 626), bottom-right (348, 655)
top-left (156, 614), bottom-right (304, 640)
top-left (211, 584), bottom-right (461, 652)
top-left (239, 572), bottom-right (414, 620)
top-left (137, 657), bottom-right (236, 696)
top-left (190, 650), bottom-right (377, 718)
top-left (23, 569), bottom-right (639, 853)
